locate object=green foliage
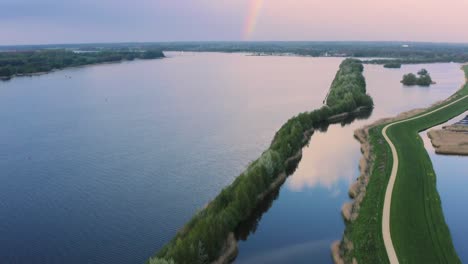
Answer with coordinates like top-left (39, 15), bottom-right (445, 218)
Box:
top-left (0, 49), bottom-right (164, 78)
top-left (326, 58), bottom-right (373, 111)
top-left (416, 74), bottom-right (433, 86)
top-left (401, 73), bottom-right (418, 85)
top-left (417, 68), bottom-right (428, 76)
top-left (0, 66), bottom-right (12, 77)
top-left (383, 63), bottom-right (401, 68)
top-left (153, 59), bottom-right (374, 264)
top-left (401, 69), bottom-right (433, 86)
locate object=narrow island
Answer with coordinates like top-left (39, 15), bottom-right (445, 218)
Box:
top-left (383, 62), bottom-right (401, 69)
top-left (150, 58), bottom-right (374, 264)
top-left (428, 115), bottom-right (468, 155)
top-left (401, 68), bottom-right (435, 86)
top-left (0, 49), bottom-right (165, 80)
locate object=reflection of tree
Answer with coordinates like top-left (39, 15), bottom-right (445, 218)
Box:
top-left (338, 107), bottom-right (373, 127)
top-left (235, 107), bottom-right (373, 242)
top-left (235, 151), bottom-right (302, 242)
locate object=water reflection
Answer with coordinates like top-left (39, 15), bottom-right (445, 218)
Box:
top-left (0, 53), bottom-right (346, 264)
top-left (237, 239), bottom-right (331, 264)
top-left (288, 127), bottom-right (357, 191)
top-left (288, 110), bottom-right (373, 191)
top-left (234, 110), bottom-right (372, 263)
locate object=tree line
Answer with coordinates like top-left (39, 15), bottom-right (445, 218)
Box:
top-left (150, 58), bottom-right (373, 264)
top-left (0, 49), bottom-right (164, 79)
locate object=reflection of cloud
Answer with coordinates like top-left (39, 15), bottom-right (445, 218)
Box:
top-left (330, 188), bottom-right (341, 198)
top-left (287, 125), bottom-right (359, 192)
top-left (238, 239), bottom-right (331, 264)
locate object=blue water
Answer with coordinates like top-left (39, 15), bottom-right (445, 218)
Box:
top-left (0, 53), bottom-right (343, 264)
top-left (0, 53), bottom-right (465, 264)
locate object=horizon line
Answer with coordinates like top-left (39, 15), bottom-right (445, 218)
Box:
top-left (2, 40), bottom-right (468, 48)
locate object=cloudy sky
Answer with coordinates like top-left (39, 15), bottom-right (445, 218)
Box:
top-left (1, 0), bottom-right (468, 45)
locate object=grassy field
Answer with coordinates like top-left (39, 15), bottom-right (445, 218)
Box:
top-left (345, 65), bottom-right (468, 263)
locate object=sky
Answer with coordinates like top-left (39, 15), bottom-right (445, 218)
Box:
top-left (1, 0), bottom-right (468, 45)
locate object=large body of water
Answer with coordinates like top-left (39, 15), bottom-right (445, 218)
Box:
top-left (421, 113), bottom-right (468, 263)
top-left (0, 52), bottom-right (465, 264)
top-left (0, 52), bottom-right (343, 264)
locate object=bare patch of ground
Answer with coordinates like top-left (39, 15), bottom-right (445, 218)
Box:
top-left (428, 125), bottom-right (468, 155)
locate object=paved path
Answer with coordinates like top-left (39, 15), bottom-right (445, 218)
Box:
top-left (381, 94), bottom-right (468, 264)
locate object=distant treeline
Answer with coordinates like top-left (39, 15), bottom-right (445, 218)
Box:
top-left (0, 49), bottom-right (164, 79)
top-left (383, 62), bottom-right (402, 68)
top-left (140, 42), bottom-right (468, 64)
top-left (151, 59), bottom-right (373, 264)
top-left (2, 41), bottom-right (468, 65)
top-left (366, 56), bottom-right (468, 65)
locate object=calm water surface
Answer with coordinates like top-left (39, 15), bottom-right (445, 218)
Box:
top-left (0, 53), bottom-right (344, 264)
top-left (235, 62), bottom-right (465, 263)
top-left (421, 113), bottom-right (468, 263)
top-left (0, 53), bottom-right (465, 264)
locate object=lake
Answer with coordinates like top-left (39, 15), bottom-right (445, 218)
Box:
top-left (0, 52), bottom-right (465, 264)
top-left (0, 52), bottom-right (342, 264)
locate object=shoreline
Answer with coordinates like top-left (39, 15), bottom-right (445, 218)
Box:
top-left (0, 56), bottom-right (165, 81)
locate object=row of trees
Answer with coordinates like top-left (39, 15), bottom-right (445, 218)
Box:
top-left (151, 58), bottom-right (374, 264)
top-left (401, 68), bottom-right (434, 86)
top-left (383, 62), bottom-right (402, 68)
top-left (326, 59), bottom-right (374, 111)
top-left (0, 49), bottom-right (165, 78)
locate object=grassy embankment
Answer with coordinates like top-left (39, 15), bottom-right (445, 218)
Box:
top-left (150, 59), bottom-right (374, 264)
top-left (342, 65), bottom-right (468, 263)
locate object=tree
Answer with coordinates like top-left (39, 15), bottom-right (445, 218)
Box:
top-left (416, 74), bottom-right (433, 86)
top-left (0, 67), bottom-right (12, 77)
top-left (417, 68), bottom-right (428, 76)
top-left (401, 73), bottom-right (417, 85)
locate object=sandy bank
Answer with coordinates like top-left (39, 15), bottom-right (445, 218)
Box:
top-left (428, 125), bottom-right (468, 155)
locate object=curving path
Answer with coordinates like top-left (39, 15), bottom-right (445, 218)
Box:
top-left (381, 94), bottom-right (468, 264)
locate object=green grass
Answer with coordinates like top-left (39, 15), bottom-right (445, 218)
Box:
top-left (345, 65), bottom-right (468, 263)
top-left (344, 126), bottom-right (392, 263)
top-left (388, 88), bottom-right (468, 263)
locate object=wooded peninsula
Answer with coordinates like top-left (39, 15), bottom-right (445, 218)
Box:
top-left (151, 59), bottom-right (374, 264)
top-left (0, 49), bottom-right (164, 79)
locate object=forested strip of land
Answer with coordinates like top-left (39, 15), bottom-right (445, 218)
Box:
top-left (151, 59), bottom-right (373, 264)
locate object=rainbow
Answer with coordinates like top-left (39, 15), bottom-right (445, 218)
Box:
top-left (243, 0), bottom-right (265, 40)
